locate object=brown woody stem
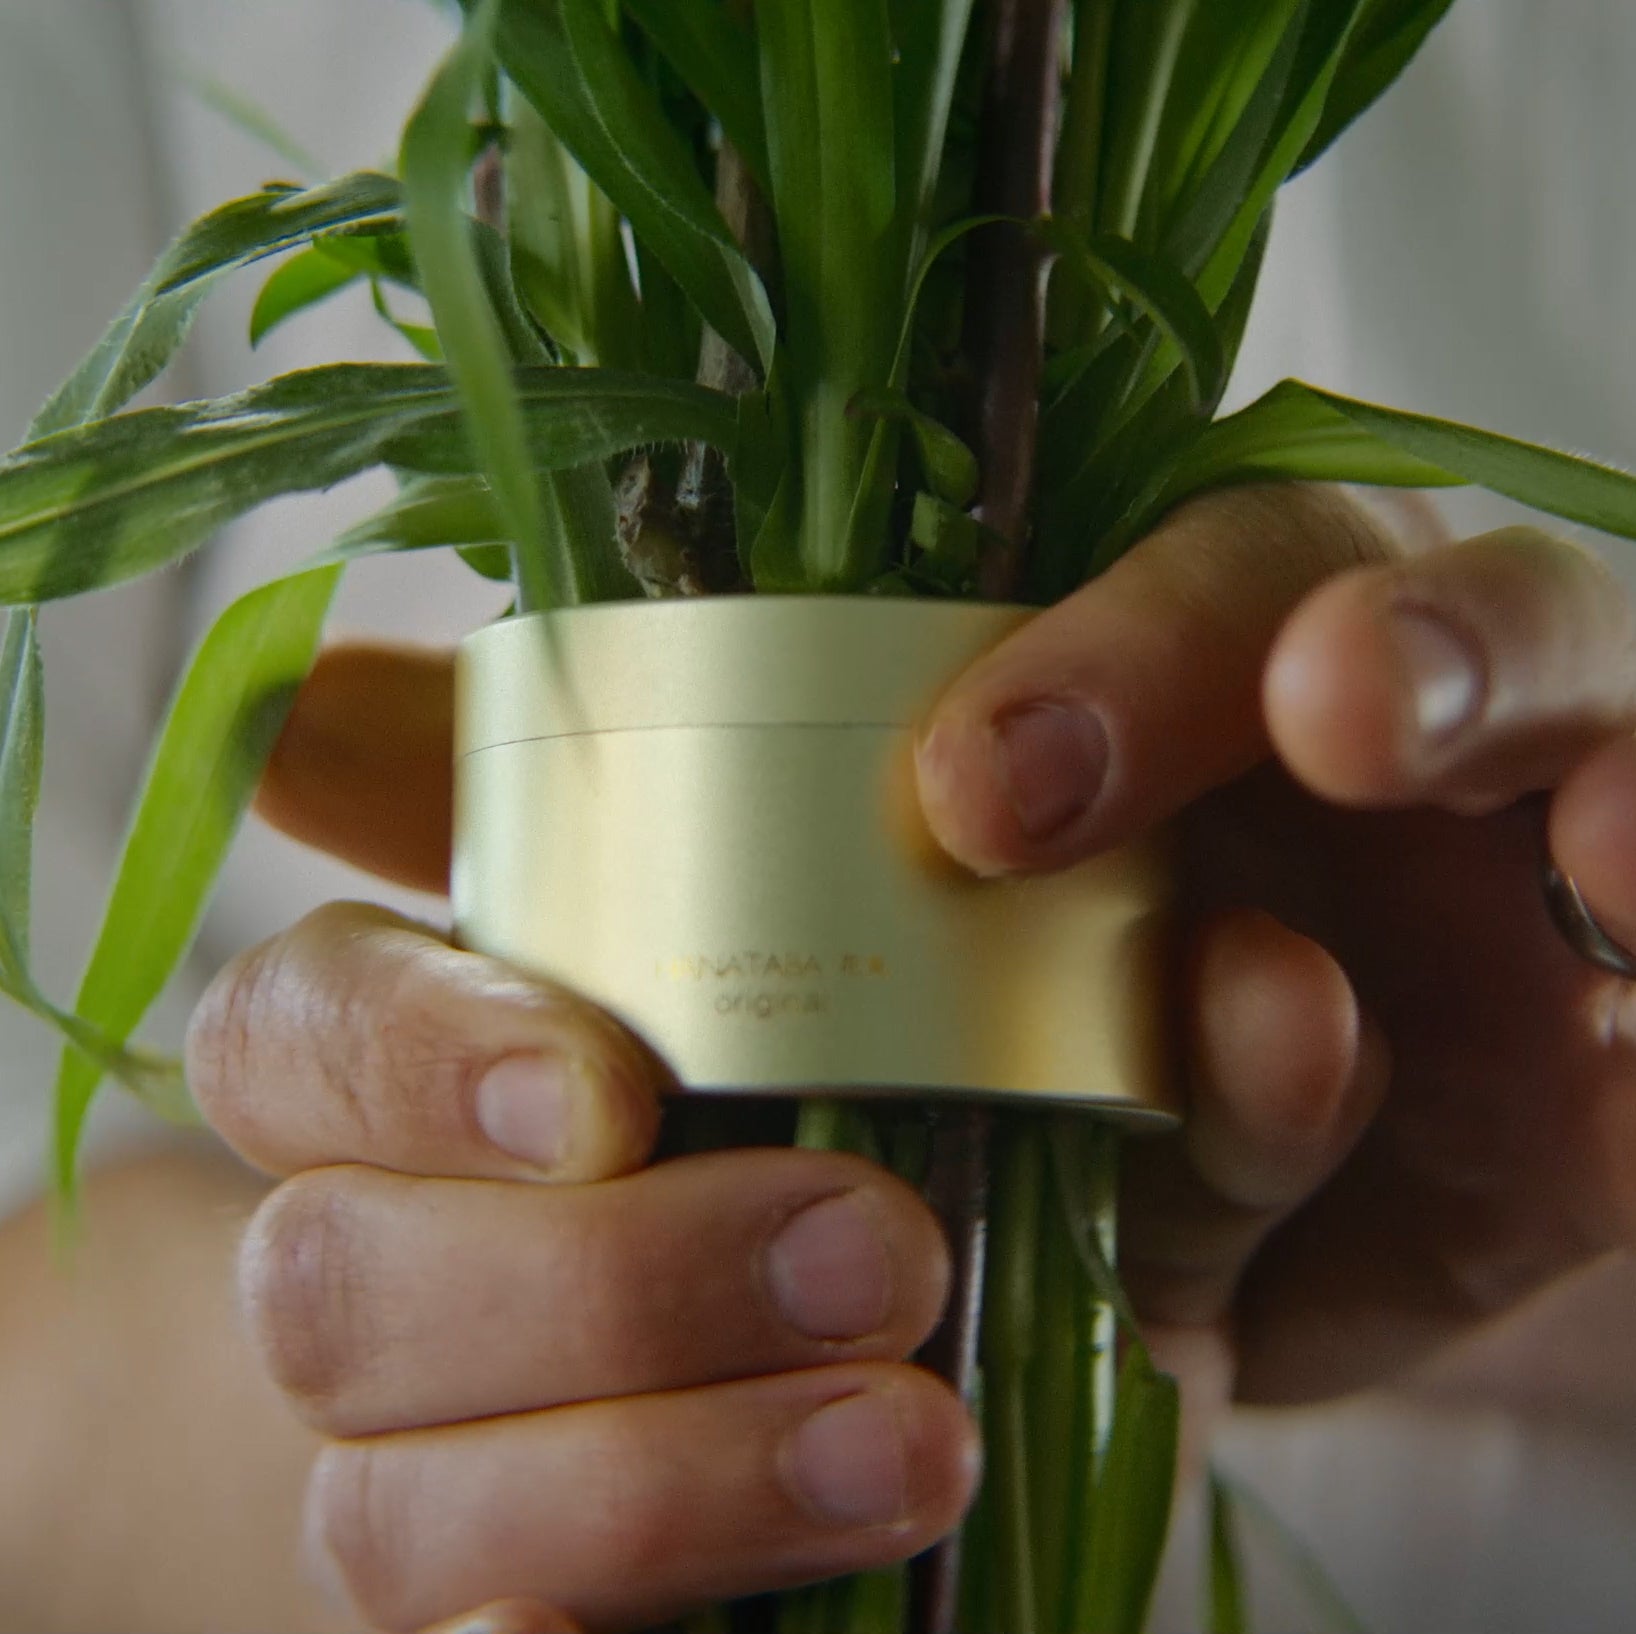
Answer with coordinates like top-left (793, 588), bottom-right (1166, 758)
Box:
top-left (909, 7), bottom-right (1067, 1630)
top-left (966, 0), bottom-right (1068, 600)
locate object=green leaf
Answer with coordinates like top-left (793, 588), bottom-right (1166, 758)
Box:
top-left (1208, 1470), bottom-right (1250, 1634)
top-left (621, 0), bottom-right (770, 191)
top-left (891, 0), bottom-right (977, 265)
top-left (1, 615), bottom-right (192, 1136)
top-left (333, 475), bottom-right (503, 558)
top-left (177, 67), bottom-right (328, 180)
top-left (506, 98), bottom-right (642, 371)
top-left (1157, 2), bottom-right (1308, 276)
top-left (1043, 224), bottom-right (1226, 406)
top-left (837, 212), bottom-right (1007, 581)
top-left (1096, 0), bottom-right (1198, 241)
top-left (497, 0), bottom-right (776, 374)
top-left (0, 610), bottom-right (43, 983)
top-left (1155, 378), bottom-right (1461, 503)
top-left (26, 172), bottom-right (403, 440)
top-left (759, 0), bottom-right (903, 581)
top-left (735, 379), bottom-right (798, 589)
top-left (404, 0), bottom-right (568, 607)
top-left (300, 477), bottom-right (511, 582)
top-left (0, 364), bottom-right (736, 605)
top-left (909, 492), bottom-right (982, 593)
top-left (315, 231), bottom-right (422, 286)
top-left (370, 281), bottom-right (444, 362)
top-left (250, 248), bottom-right (364, 346)
top-left (251, 232), bottom-right (425, 349)
top-left (1108, 378), bottom-right (1636, 584)
top-left (1297, 0), bottom-right (1457, 171)
top-left (1193, 2), bottom-right (1369, 306)
top-left (1076, 1348), bottom-right (1181, 1634)
top-left (849, 389), bottom-right (978, 508)
top-left (1147, 0), bottom-right (1304, 235)
top-left (53, 567), bottom-right (341, 1193)
top-left (1215, 1471), bottom-right (1373, 1634)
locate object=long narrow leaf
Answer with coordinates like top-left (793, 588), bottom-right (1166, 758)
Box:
top-left (52, 568), bottom-right (342, 1194)
top-left (1215, 1471), bottom-right (1373, 1634)
top-left (891, 0), bottom-right (977, 264)
top-left (1150, 0), bottom-right (1304, 234)
top-left (178, 67), bottom-right (328, 179)
top-left (1297, 0), bottom-right (1457, 171)
top-left (1075, 1349), bottom-right (1181, 1634)
top-left (1097, 0), bottom-right (1198, 241)
top-left (0, 610), bottom-right (191, 1129)
top-left (760, 0), bottom-right (902, 580)
top-left (497, 0), bottom-right (775, 373)
top-left (1154, 380), bottom-right (1636, 542)
top-left (1208, 1470), bottom-right (1250, 1634)
top-left (1043, 224), bottom-right (1226, 406)
top-left (335, 476), bottom-right (503, 560)
top-left (1194, 2), bottom-right (1369, 306)
top-left (0, 611), bottom-right (43, 980)
top-left (621, 0), bottom-right (770, 190)
top-left (0, 364), bottom-right (736, 604)
top-left (26, 173), bottom-right (403, 441)
top-left (1159, 2), bottom-right (1308, 276)
top-left (404, 0), bottom-right (576, 607)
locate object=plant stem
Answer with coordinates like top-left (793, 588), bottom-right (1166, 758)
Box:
top-left (964, 0), bottom-right (1068, 598)
top-left (907, 1105), bottom-right (992, 1634)
top-left (1060, 1118), bottom-right (1125, 1629)
top-left (1027, 1146), bottom-right (1081, 1630)
top-left (1049, 0), bottom-right (1116, 349)
top-left (980, 1116), bottom-right (1046, 1634)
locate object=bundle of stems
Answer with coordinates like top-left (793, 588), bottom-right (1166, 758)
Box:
top-left (7, 1), bottom-right (1636, 1629)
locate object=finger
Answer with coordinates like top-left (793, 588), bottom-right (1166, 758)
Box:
top-left (257, 643), bottom-right (454, 895)
top-left (1266, 527), bottom-right (1636, 814)
top-left (1121, 911), bottom-right (1390, 1330)
top-left (419, 1600), bottom-right (582, 1634)
top-left (1548, 734), bottom-right (1636, 954)
top-left (309, 1363), bottom-right (980, 1634)
top-left (242, 1150), bottom-right (951, 1439)
top-left (914, 485), bottom-right (1394, 875)
top-left (189, 903), bottom-right (665, 1184)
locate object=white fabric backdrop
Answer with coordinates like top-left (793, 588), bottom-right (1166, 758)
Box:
top-left (3, 3), bottom-right (1636, 1628)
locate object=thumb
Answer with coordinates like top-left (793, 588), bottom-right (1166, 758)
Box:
top-left (913, 485), bottom-right (1395, 876)
top-left (256, 642), bottom-right (455, 895)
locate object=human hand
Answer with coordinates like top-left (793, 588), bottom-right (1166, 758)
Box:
top-left (913, 484), bottom-right (1636, 1416)
top-left (192, 674), bottom-right (976, 1631)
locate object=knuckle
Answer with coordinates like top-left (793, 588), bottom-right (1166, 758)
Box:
top-left (569, 1423), bottom-right (679, 1585)
top-left (309, 1441), bottom-right (423, 1632)
top-left (241, 1173), bottom-right (375, 1421)
top-left (185, 934), bottom-right (291, 1147)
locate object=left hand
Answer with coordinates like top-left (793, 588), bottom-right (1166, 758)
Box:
top-left (913, 483), bottom-right (1636, 1423)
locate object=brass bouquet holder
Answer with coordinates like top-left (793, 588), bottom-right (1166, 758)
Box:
top-left (456, 598), bottom-right (1174, 1120)
top-left (457, 596), bottom-right (1177, 1634)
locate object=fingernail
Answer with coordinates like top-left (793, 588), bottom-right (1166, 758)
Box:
top-left (766, 1192), bottom-right (893, 1342)
top-left (1388, 604), bottom-right (1484, 744)
top-left (784, 1391), bottom-right (908, 1528)
top-left (475, 1052), bottom-right (582, 1170)
top-left (993, 702), bottom-right (1110, 844)
top-left (425, 1601), bottom-right (580, 1634)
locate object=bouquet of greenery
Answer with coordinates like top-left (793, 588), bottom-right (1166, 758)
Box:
top-left (5, 2), bottom-right (1636, 1631)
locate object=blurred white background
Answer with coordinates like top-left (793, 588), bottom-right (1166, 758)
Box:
top-left (5, 2), bottom-right (1636, 1629)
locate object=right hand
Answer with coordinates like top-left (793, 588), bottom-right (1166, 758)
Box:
top-left (191, 645), bottom-right (977, 1633)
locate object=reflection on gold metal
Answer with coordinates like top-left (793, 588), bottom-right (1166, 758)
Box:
top-left (454, 598), bottom-right (1177, 1125)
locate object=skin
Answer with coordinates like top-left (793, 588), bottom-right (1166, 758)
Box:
top-left (8, 482), bottom-right (1636, 1632)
